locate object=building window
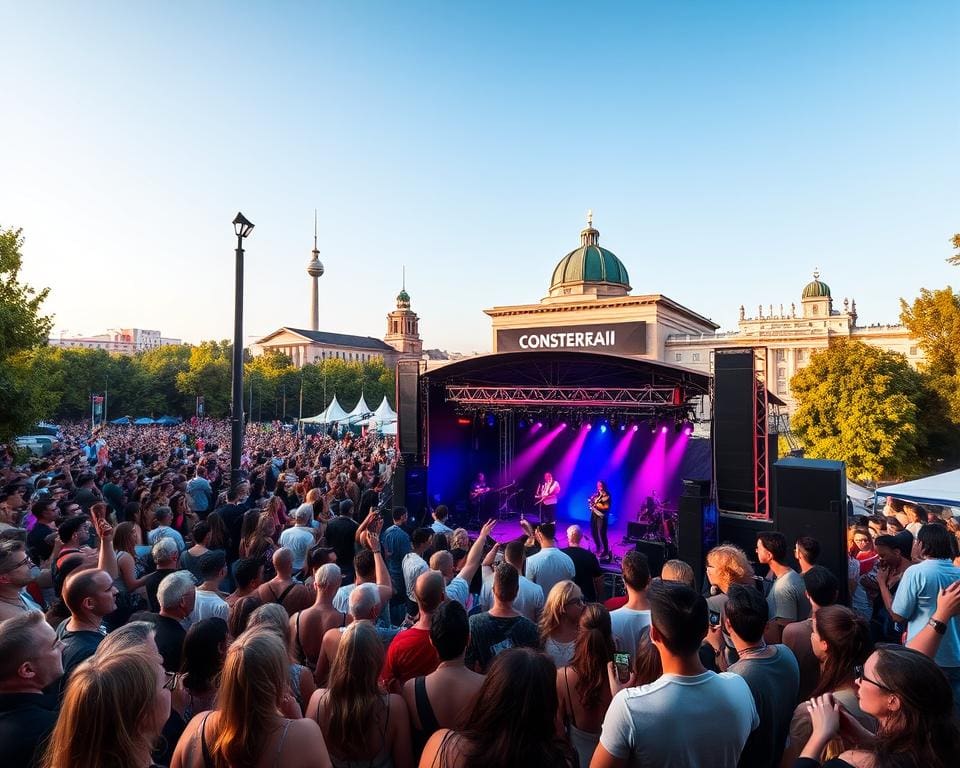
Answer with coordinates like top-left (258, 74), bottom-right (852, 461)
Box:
top-left (777, 379), bottom-right (788, 394)
top-left (777, 366), bottom-right (786, 379)
top-left (910, 346), bottom-right (917, 356)
top-left (776, 349), bottom-right (785, 362)
top-left (797, 349), bottom-right (806, 362)
top-left (674, 352), bottom-right (683, 362)
top-left (692, 352), bottom-right (701, 362)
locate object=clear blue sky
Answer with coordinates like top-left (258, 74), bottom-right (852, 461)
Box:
top-left (2, 1), bottom-right (957, 352)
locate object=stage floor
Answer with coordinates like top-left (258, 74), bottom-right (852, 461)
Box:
top-left (461, 515), bottom-right (664, 573)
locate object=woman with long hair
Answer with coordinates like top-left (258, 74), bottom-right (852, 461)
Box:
top-left (205, 511), bottom-right (229, 552)
top-left (41, 649), bottom-right (170, 768)
top-left (555, 604), bottom-right (614, 768)
top-left (306, 620), bottom-right (412, 768)
top-left (265, 494), bottom-right (289, 531)
top-left (247, 603), bottom-right (316, 715)
top-left (799, 645), bottom-right (960, 768)
top-left (241, 511), bottom-right (278, 580)
top-left (420, 647), bottom-right (577, 768)
top-left (780, 605), bottom-right (875, 767)
top-left (171, 628), bottom-right (330, 768)
top-left (539, 580), bottom-right (584, 667)
top-left (106, 521), bottom-right (149, 628)
top-left (171, 617), bottom-right (228, 725)
top-left (705, 544), bottom-right (757, 667)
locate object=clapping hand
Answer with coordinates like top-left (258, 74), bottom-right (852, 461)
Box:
top-left (806, 694), bottom-right (841, 743)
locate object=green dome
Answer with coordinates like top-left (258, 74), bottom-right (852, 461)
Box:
top-left (801, 271), bottom-right (831, 299)
top-left (397, 289), bottom-right (410, 303)
top-left (551, 244), bottom-right (630, 289)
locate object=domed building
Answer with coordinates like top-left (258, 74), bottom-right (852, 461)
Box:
top-left (665, 269), bottom-right (922, 412)
top-left (484, 212), bottom-right (718, 358)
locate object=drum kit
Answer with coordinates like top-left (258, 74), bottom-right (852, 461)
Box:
top-left (633, 494), bottom-right (678, 542)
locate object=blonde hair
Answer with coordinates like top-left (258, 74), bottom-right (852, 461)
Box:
top-left (450, 528), bottom-right (470, 550)
top-left (706, 545), bottom-right (755, 593)
top-left (42, 650), bottom-right (162, 768)
top-left (326, 621), bottom-right (386, 758)
top-left (210, 628), bottom-right (288, 768)
top-left (247, 602), bottom-right (293, 656)
top-left (538, 580), bottom-right (581, 641)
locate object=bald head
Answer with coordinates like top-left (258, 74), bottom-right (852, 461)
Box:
top-left (63, 568), bottom-right (112, 617)
top-left (272, 547), bottom-right (293, 576)
top-left (429, 550), bottom-right (454, 578)
top-left (415, 570), bottom-right (446, 613)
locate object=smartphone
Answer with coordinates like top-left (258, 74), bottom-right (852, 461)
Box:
top-left (614, 652), bottom-right (631, 683)
top-left (709, 609), bottom-right (721, 627)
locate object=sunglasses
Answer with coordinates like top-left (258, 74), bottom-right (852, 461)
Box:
top-left (854, 665), bottom-right (892, 692)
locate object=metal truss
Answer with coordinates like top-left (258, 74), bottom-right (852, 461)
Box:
top-left (753, 348), bottom-right (770, 519)
top-left (445, 385), bottom-right (687, 409)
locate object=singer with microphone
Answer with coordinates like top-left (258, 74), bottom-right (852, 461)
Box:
top-left (534, 471), bottom-right (560, 524)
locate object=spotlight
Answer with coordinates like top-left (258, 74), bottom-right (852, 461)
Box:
top-left (518, 417), bottom-right (528, 429)
top-left (620, 424), bottom-right (626, 432)
top-left (632, 424), bottom-right (639, 432)
top-left (586, 423), bottom-right (592, 430)
top-left (485, 412), bottom-right (496, 428)
top-left (660, 425), bottom-right (668, 434)
top-left (600, 424), bottom-right (607, 433)
top-left (536, 421), bottom-right (542, 428)
top-left (560, 422), bottom-right (567, 429)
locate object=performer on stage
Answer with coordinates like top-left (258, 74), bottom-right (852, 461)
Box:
top-left (470, 472), bottom-right (491, 519)
top-left (589, 479), bottom-right (612, 562)
top-left (535, 471), bottom-right (560, 524)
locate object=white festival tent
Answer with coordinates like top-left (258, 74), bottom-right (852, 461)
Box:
top-left (873, 469), bottom-right (960, 509)
top-left (299, 395), bottom-right (350, 425)
top-left (345, 393), bottom-right (374, 425)
top-left (367, 395), bottom-right (398, 434)
top-left (373, 396), bottom-right (397, 421)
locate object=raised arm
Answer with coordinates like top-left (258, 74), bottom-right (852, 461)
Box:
top-left (458, 519), bottom-right (496, 585)
top-left (367, 531), bottom-right (394, 604)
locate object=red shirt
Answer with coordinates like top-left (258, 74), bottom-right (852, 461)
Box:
top-left (380, 627), bottom-right (438, 685)
top-left (604, 596), bottom-right (628, 611)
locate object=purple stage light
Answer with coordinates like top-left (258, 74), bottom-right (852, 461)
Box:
top-left (633, 425), bottom-right (639, 432)
top-left (684, 426), bottom-right (693, 435)
top-left (586, 423), bottom-right (592, 430)
top-left (660, 425), bottom-right (668, 434)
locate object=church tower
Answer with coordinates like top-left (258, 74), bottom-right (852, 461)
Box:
top-left (384, 270), bottom-right (422, 361)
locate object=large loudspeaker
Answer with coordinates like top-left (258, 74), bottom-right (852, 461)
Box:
top-left (714, 349), bottom-right (758, 514)
top-left (773, 458), bottom-right (848, 605)
top-left (394, 460), bottom-right (428, 522)
top-left (677, 480), bottom-right (717, 590)
top-left (633, 539), bottom-right (678, 578)
top-left (396, 360), bottom-right (421, 457)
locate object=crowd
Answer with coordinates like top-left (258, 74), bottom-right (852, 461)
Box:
top-left (0, 420), bottom-right (959, 768)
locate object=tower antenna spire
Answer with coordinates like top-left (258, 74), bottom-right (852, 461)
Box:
top-left (402, 265), bottom-right (405, 291)
top-left (313, 209), bottom-right (318, 251)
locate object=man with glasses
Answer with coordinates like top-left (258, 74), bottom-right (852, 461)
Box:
top-left (0, 540), bottom-right (44, 621)
top-left (0, 612), bottom-right (64, 768)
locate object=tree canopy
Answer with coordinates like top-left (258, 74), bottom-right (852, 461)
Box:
top-left (0, 226), bottom-right (55, 441)
top-left (789, 340), bottom-right (931, 482)
top-left (900, 286), bottom-right (960, 426)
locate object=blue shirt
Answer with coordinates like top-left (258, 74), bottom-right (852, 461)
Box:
top-left (381, 524), bottom-right (412, 595)
top-left (892, 558), bottom-right (960, 667)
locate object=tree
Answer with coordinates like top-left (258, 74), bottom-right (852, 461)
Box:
top-left (176, 341), bottom-right (233, 418)
top-left (0, 226), bottom-right (55, 440)
top-left (948, 234), bottom-right (960, 266)
top-left (790, 340), bottom-right (930, 482)
top-left (900, 287), bottom-right (960, 425)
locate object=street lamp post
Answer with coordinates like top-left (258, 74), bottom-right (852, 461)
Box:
top-left (230, 212), bottom-right (254, 487)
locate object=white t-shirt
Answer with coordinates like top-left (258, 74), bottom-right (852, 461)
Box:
top-left (442, 575), bottom-right (470, 609)
top-left (279, 526), bottom-right (315, 571)
top-left (600, 671), bottom-right (759, 768)
top-left (609, 607), bottom-right (652, 655)
top-left (525, 547), bottom-right (576, 599)
top-left (332, 583), bottom-right (356, 614)
top-left (192, 589), bottom-right (229, 623)
top-left (479, 572), bottom-right (545, 622)
top-left (402, 552), bottom-right (429, 601)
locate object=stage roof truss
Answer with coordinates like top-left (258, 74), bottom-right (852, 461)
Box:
top-left (445, 384), bottom-right (688, 410)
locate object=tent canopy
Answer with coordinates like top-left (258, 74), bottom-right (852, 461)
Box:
top-left (155, 416), bottom-right (180, 426)
top-left (300, 395), bottom-right (351, 425)
top-left (374, 395), bottom-right (397, 421)
top-left (133, 417), bottom-right (154, 425)
top-left (874, 469), bottom-right (960, 508)
top-left (110, 416), bottom-right (131, 425)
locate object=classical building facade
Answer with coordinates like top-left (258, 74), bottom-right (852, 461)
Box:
top-left (484, 214), bottom-right (719, 359)
top-left (251, 289), bottom-right (423, 369)
top-left (665, 272), bottom-right (922, 411)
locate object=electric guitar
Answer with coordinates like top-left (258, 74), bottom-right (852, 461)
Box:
top-left (589, 491), bottom-right (610, 518)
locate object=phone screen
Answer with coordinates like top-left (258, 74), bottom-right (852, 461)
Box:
top-left (709, 610), bottom-right (721, 627)
top-left (614, 652), bottom-right (631, 683)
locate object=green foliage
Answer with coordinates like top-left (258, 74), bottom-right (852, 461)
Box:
top-left (0, 226), bottom-right (55, 441)
top-left (175, 341), bottom-right (233, 418)
top-left (790, 340), bottom-right (930, 482)
top-left (900, 286), bottom-right (960, 425)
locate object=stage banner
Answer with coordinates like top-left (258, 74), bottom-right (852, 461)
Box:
top-left (496, 321), bottom-right (646, 355)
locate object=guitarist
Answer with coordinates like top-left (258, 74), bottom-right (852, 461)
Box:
top-left (470, 472), bottom-right (491, 520)
top-left (589, 480), bottom-right (612, 563)
top-left (534, 471), bottom-right (560, 525)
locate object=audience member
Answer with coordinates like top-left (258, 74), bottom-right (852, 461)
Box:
top-left (525, 522), bottom-right (576, 598)
top-left (756, 532), bottom-right (808, 643)
top-left (563, 525), bottom-right (604, 602)
top-left (539, 580), bottom-right (584, 667)
top-left (479, 539), bottom-right (545, 621)
top-left (609, 550), bottom-right (652, 657)
top-left (782, 565), bottom-right (839, 702)
top-left (466, 562), bottom-right (540, 673)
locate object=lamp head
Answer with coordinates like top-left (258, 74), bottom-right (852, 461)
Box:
top-left (233, 212), bottom-right (255, 238)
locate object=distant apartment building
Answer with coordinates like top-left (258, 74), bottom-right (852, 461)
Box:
top-left (49, 328), bottom-right (182, 355)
